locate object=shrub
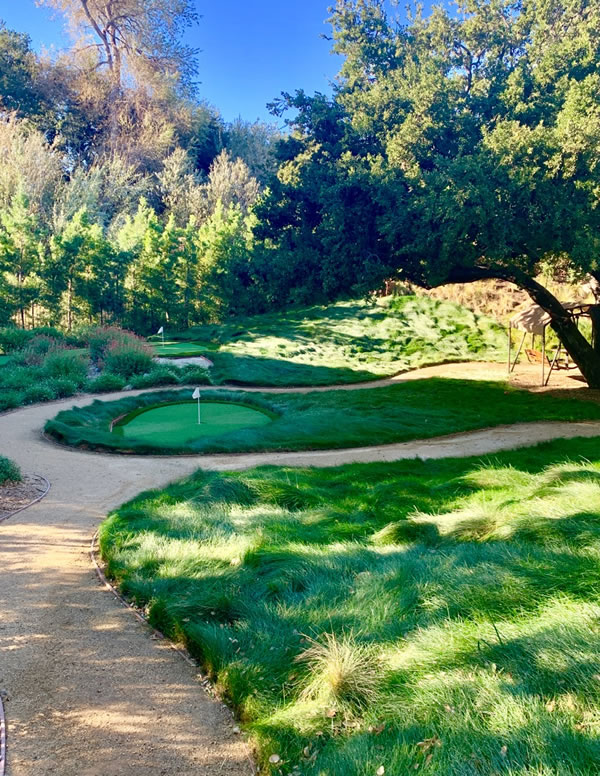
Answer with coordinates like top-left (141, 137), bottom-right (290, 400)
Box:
top-left (0, 327), bottom-right (34, 353)
top-left (30, 326), bottom-right (65, 342)
top-left (0, 390), bottom-right (22, 412)
top-left (23, 382), bottom-right (58, 404)
top-left (43, 350), bottom-right (88, 386)
top-left (104, 340), bottom-right (153, 378)
top-left (87, 373), bottom-right (126, 393)
top-left (0, 366), bottom-right (41, 391)
top-left (0, 455), bottom-right (21, 485)
top-left (86, 326), bottom-right (149, 365)
top-left (47, 377), bottom-right (78, 399)
top-left (16, 335), bottom-right (61, 367)
top-left (129, 366), bottom-right (180, 389)
top-left (177, 364), bottom-right (212, 385)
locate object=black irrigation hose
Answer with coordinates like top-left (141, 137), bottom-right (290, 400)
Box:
top-left (0, 475), bottom-right (50, 524)
top-left (0, 691), bottom-right (6, 776)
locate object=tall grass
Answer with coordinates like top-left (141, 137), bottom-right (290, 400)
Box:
top-left (174, 295), bottom-right (507, 386)
top-left (100, 437), bottom-right (600, 774)
top-left (45, 379), bottom-right (600, 454)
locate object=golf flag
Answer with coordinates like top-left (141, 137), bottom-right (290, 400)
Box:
top-left (193, 386), bottom-right (201, 424)
top-left (157, 326), bottom-right (164, 334)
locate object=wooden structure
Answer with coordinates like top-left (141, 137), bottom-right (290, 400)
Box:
top-left (507, 302), bottom-right (592, 386)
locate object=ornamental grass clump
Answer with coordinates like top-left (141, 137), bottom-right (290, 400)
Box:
top-left (104, 339), bottom-right (153, 378)
top-left (0, 455), bottom-right (21, 485)
top-left (297, 632), bottom-right (381, 711)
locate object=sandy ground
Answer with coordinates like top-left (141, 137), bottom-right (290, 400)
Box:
top-left (155, 356), bottom-right (214, 368)
top-left (2, 363), bottom-right (600, 776)
top-left (0, 476), bottom-right (48, 522)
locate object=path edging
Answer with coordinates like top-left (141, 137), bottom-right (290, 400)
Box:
top-left (90, 532), bottom-right (197, 667)
top-left (0, 691), bottom-right (6, 776)
top-left (0, 475), bottom-right (50, 524)
top-left (90, 533), bottom-right (256, 772)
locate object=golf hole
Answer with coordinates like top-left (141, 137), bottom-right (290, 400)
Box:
top-left (112, 401), bottom-right (274, 446)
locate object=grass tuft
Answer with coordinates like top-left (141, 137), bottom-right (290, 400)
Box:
top-left (298, 632), bottom-right (381, 711)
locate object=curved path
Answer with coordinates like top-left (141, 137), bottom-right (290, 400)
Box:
top-left (2, 377), bottom-right (600, 776)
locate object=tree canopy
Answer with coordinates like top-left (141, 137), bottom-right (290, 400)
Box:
top-left (259, 0), bottom-right (600, 384)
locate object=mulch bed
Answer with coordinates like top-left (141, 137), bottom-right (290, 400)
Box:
top-left (0, 475), bottom-right (48, 521)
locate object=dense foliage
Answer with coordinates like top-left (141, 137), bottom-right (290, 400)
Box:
top-left (257, 0), bottom-right (600, 384)
top-left (0, 6), bottom-right (279, 332)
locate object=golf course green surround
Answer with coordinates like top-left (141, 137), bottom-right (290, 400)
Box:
top-left (113, 400), bottom-right (274, 446)
top-left (45, 379), bottom-right (600, 455)
top-left (150, 341), bottom-right (214, 358)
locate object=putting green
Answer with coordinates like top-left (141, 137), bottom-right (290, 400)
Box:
top-left (113, 401), bottom-right (273, 446)
top-left (151, 341), bottom-right (210, 358)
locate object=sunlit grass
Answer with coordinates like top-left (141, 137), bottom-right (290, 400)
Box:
top-left (100, 436), bottom-right (600, 774)
top-left (174, 295), bottom-right (506, 386)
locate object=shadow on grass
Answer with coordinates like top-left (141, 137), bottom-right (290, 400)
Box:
top-left (99, 439), bottom-right (600, 774)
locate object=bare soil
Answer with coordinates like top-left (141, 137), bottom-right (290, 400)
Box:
top-left (0, 475), bottom-right (48, 522)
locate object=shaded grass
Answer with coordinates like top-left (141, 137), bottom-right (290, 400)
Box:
top-left (174, 296), bottom-right (507, 386)
top-left (100, 436), bottom-right (600, 774)
top-left (45, 378), bottom-right (600, 454)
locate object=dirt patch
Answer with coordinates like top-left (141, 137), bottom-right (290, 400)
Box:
top-left (0, 474), bottom-right (48, 521)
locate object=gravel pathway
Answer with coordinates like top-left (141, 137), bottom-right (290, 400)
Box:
top-left (2, 370), bottom-right (600, 776)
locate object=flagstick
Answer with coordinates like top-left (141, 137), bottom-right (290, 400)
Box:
top-left (162, 330), bottom-right (165, 348)
top-left (197, 394), bottom-right (201, 425)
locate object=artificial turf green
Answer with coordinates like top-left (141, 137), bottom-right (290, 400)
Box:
top-left (173, 295), bottom-right (507, 386)
top-left (45, 378), bottom-right (600, 454)
top-left (114, 401), bottom-right (273, 446)
top-left (100, 435), bottom-right (600, 775)
top-left (150, 341), bottom-right (212, 358)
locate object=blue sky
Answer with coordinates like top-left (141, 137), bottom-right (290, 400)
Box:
top-left (0, 0), bottom-right (347, 124)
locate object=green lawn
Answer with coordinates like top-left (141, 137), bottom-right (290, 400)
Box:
top-left (45, 378), bottom-right (600, 454)
top-left (150, 341), bottom-right (213, 358)
top-left (114, 401), bottom-right (273, 446)
top-left (100, 435), bottom-right (600, 775)
top-left (174, 295), bottom-right (507, 386)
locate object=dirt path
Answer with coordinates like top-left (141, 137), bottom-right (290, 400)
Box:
top-left (2, 373), bottom-right (600, 776)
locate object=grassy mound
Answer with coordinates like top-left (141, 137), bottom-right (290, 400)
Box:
top-left (173, 295), bottom-right (506, 386)
top-left (100, 436), bottom-right (600, 775)
top-left (45, 379), bottom-right (600, 455)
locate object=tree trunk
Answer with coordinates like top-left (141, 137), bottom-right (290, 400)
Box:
top-left (445, 265), bottom-right (600, 388)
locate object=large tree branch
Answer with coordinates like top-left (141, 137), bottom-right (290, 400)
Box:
top-left (441, 263), bottom-right (600, 385)
top-left (79, 0), bottom-right (113, 73)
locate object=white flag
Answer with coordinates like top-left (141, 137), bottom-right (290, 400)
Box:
top-left (157, 326), bottom-right (164, 334)
top-left (192, 387), bottom-right (201, 399)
